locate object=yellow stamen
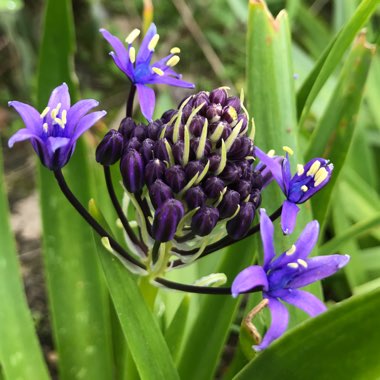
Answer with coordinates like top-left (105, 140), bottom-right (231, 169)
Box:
top-left (148, 34), bottom-right (160, 51)
top-left (301, 185), bottom-right (308, 192)
top-left (287, 263), bottom-right (299, 269)
top-left (170, 47), bottom-right (181, 54)
top-left (61, 110), bottom-right (67, 125)
top-left (43, 123), bottom-right (49, 132)
top-left (286, 244), bottom-right (296, 256)
top-left (314, 167), bottom-right (328, 187)
top-left (267, 149), bottom-right (275, 157)
top-left (40, 107), bottom-right (50, 118)
top-left (125, 28), bottom-right (141, 45)
top-left (55, 118), bottom-right (65, 128)
top-left (166, 55), bottom-right (180, 67)
top-left (50, 103), bottom-right (61, 119)
top-left (129, 47), bottom-right (136, 63)
top-left (152, 67), bottom-right (164, 76)
top-left (307, 160), bottom-right (321, 177)
top-left (297, 164), bottom-right (304, 176)
top-left (297, 259), bottom-right (308, 268)
top-left (283, 146), bottom-right (294, 155)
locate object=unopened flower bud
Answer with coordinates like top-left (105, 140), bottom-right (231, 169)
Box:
top-left (119, 117), bottom-right (136, 139)
top-left (237, 113), bottom-right (248, 131)
top-left (96, 129), bottom-right (124, 166)
top-left (154, 139), bottom-right (170, 162)
top-left (209, 121), bottom-right (231, 143)
top-left (232, 180), bottom-right (252, 199)
top-left (165, 165), bottom-right (187, 193)
top-left (251, 171), bottom-right (263, 189)
top-left (218, 190), bottom-right (240, 218)
top-left (120, 149), bottom-right (145, 193)
top-left (185, 160), bottom-right (205, 180)
top-left (219, 162), bottom-right (242, 184)
top-left (191, 206), bottom-right (219, 236)
top-left (190, 137), bottom-right (212, 158)
top-left (145, 159), bottom-right (166, 186)
top-left (189, 115), bottom-right (206, 137)
top-left (206, 103), bottom-right (223, 122)
top-left (227, 202), bottom-right (255, 240)
top-left (131, 124), bottom-right (147, 141)
top-left (203, 177), bottom-right (225, 198)
top-left (209, 88), bottom-right (228, 105)
top-left (149, 179), bottom-right (174, 209)
top-left (228, 137), bottom-right (253, 160)
top-left (125, 136), bottom-right (141, 151)
top-left (225, 96), bottom-right (241, 113)
top-left (152, 199), bottom-right (184, 242)
top-left (192, 91), bottom-right (210, 113)
top-left (140, 138), bottom-right (155, 162)
top-left (250, 189), bottom-right (262, 208)
top-left (222, 105), bottom-right (238, 125)
top-left (185, 186), bottom-right (207, 209)
top-left (161, 109), bottom-right (177, 123)
top-left (172, 140), bottom-right (185, 164)
top-left (209, 154), bottom-right (221, 172)
top-left (147, 120), bottom-right (164, 140)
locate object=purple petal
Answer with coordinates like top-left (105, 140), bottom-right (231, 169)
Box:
top-left (259, 209), bottom-right (276, 270)
top-left (287, 254), bottom-right (350, 289)
top-left (100, 28), bottom-right (129, 73)
top-left (72, 110), bottom-right (106, 140)
top-left (8, 129), bottom-right (41, 148)
top-left (254, 297), bottom-right (289, 351)
top-left (254, 147), bottom-right (285, 193)
top-left (136, 84), bottom-right (155, 121)
top-left (231, 265), bottom-right (268, 297)
top-left (8, 101), bottom-right (41, 133)
top-left (147, 74), bottom-right (195, 89)
top-left (136, 23), bottom-right (157, 64)
top-left (47, 136), bottom-right (70, 152)
top-left (47, 83), bottom-right (71, 111)
top-left (280, 200), bottom-right (300, 235)
top-left (280, 289), bottom-right (326, 317)
top-left (281, 154), bottom-right (292, 194)
top-left (66, 99), bottom-right (99, 133)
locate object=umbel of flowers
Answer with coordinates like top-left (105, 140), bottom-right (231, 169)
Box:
top-left (8, 23), bottom-right (349, 351)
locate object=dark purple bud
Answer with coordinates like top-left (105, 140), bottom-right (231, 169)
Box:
top-left (154, 139), bottom-right (170, 162)
top-left (227, 202), bottom-right (255, 240)
top-left (225, 96), bottom-right (241, 113)
top-left (119, 117), bottom-right (136, 139)
top-left (120, 149), bottom-right (145, 193)
top-left (222, 105), bottom-right (238, 125)
top-left (178, 95), bottom-right (194, 109)
top-left (231, 180), bottom-right (252, 199)
top-left (209, 121), bottom-right (231, 142)
top-left (182, 103), bottom-right (194, 120)
top-left (189, 115), bottom-right (206, 137)
top-left (239, 160), bottom-right (253, 180)
top-left (218, 190), bottom-right (240, 218)
top-left (149, 179), bottom-right (174, 209)
top-left (185, 160), bottom-right (205, 180)
top-left (206, 103), bottom-right (223, 122)
top-left (131, 124), bottom-right (147, 141)
top-left (203, 177), bottom-right (225, 198)
top-left (191, 206), bottom-right (219, 236)
top-left (172, 140), bottom-right (185, 164)
top-left (237, 113), bottom-right (248, 131)
top-left (250, 189), bottom-right (262, 208)
top-left (165, 165), bottom-right (187, 193)
top-left (140, 138), bottom-right (155, 162)
top-left (228, 137), bottom-right (253, 160)
top-left (125, 136), bottom-right (141, 151)
top-left (96, 129), bottom-right (124, 166)
top-left (209, 88), bottom-right (228, 105)
top-left (185, 186), bottom-right (207, 209)
top-left (161, 109), bottom-right (177, 123)
top-left (190, 137), bottom-right (212, 158)
top-left (164, 124), bottom-right (174, 141)
top-left (145, 159), bottom-right (166, 186)
top-left (209, 154), bottom-right (221, 172)
top-left (147, 120), bottom-right (164, 140)
top-left (192, 91), bottom-right (210, 113)
top-left (152, 199), bottom-right (184, 242)
top-left (251, 171), bottom-right (263, 189)
top-left (219, 162), bottom-right (242, 184)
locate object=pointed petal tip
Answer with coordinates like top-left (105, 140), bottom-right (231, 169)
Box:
top-left (340, 254), bottom-right (350, 268)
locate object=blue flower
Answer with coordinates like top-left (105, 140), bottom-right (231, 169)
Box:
top-left (231, 209), bottom-right (349, 351)
top-left (255, 147), bottom-right (333, 234)
top-left (9, 83), bottom-right (106, 170)
top-left (100, 23), bottom-right (195, 121)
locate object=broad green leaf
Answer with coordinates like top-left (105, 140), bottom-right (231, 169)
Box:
top-left (234, 287), bottom-right (380, 380)
top-left (297, 0), bottom-right (379, 125)
top-left (307, 32), bottom-right (375, 224)
top-left (0, 146), bottom-right (50, 380)
top-left (37, 0), bottom-right (113, 378)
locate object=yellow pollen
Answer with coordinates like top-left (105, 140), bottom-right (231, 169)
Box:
top-left (152, 67), bottom-right (164, 76)
top-left (297, 259), bottom-right (308, 268)
top-left (170, 47), bottom-right (181, 54)
top-left (283, 146), bottom-right (294, 155)
top-left (43, 123), bottom-right (49, 132)
top-left (40, 107), bottom-right (50, 118)
top-left (307, 160), bottom-right (321, 176)
top-left (301, 185), bottom-right (308, 192)
top-left (148, 34), bottom-right (160, 51)
top-left (50, 103), bottom-right (61, 119)
top-left (125, 28), bottom-right (141, 45)
top-left (166, 55), bottom-right (180, 67)
top-left (314, 167), bottom-right (328, 187)
top-left (61, 110), bottom-right (67, 125)
top-left (287, 263), bottom-right (299, 269)
top-left (297, 164), bottom-right (304, 176)
top-left (286, 244), bottom-right (296, 256)
top-left (129, 47), bottom-right (136, 63)
top-left (267, 149), bottom-right (275, 157)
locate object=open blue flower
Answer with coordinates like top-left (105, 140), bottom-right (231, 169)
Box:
top-left (255, 147), bottom-right (333, 234)
top-left (100, 23), bottom-right (195, 121)
top-left (231, 209), bottom-right (349, 351)
top-left (9, 83), bottom-right (106, 170)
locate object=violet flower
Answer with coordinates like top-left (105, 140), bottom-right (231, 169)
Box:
top-left (9, 83), bottom-right (106, 170)
top-left (231, 209), bottom-right (349, 351)
top-left (255, 147), bottom-right (333, 234)
top-left (100, 23), bottom-right (195, 121)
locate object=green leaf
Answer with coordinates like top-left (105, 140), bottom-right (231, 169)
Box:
top-left (0, 146), bottom-right (50, 380)
top-left (36, 0), bottom-right (113, 379)
top-left (235, 287), bottom-right (380, 379)
top-left (297, 0), bottom-right (379, 126)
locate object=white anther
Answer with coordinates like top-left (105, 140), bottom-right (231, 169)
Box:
top-left (170, 47), bottom-right (181, 54)
top-left (307, 160), bottom-right (321, 177)
top-left (267, 149), bottom-right (275, 157)
top-left (287, 262), bottom-right (299, 269)
top-left (40, 107), bottom-right (50, 119)
top-left (297, 259), bottom-right (308, 268)
top-left (283, 146), bottom-right (294, 155)
top-left (148, 34), bottom-right (160, 51)
top-left (152, 67), bottom-right (164, 76)
top-left (286, 244), bottom-right (296, 256)
top-left (301, 185), bottom-right (308, 192)
top-left (43, 123), bottom-right (49, 132)
top-left (129, 47), bottom-right (136, 63)
top-left (314, 167), bottom-right (329, 187)
top-left (296, 164), bottom-right (304, 176)
top-left (166, 55), bottom-right (180, 67)
top-left (125, 28), bottom-right (141, 45)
